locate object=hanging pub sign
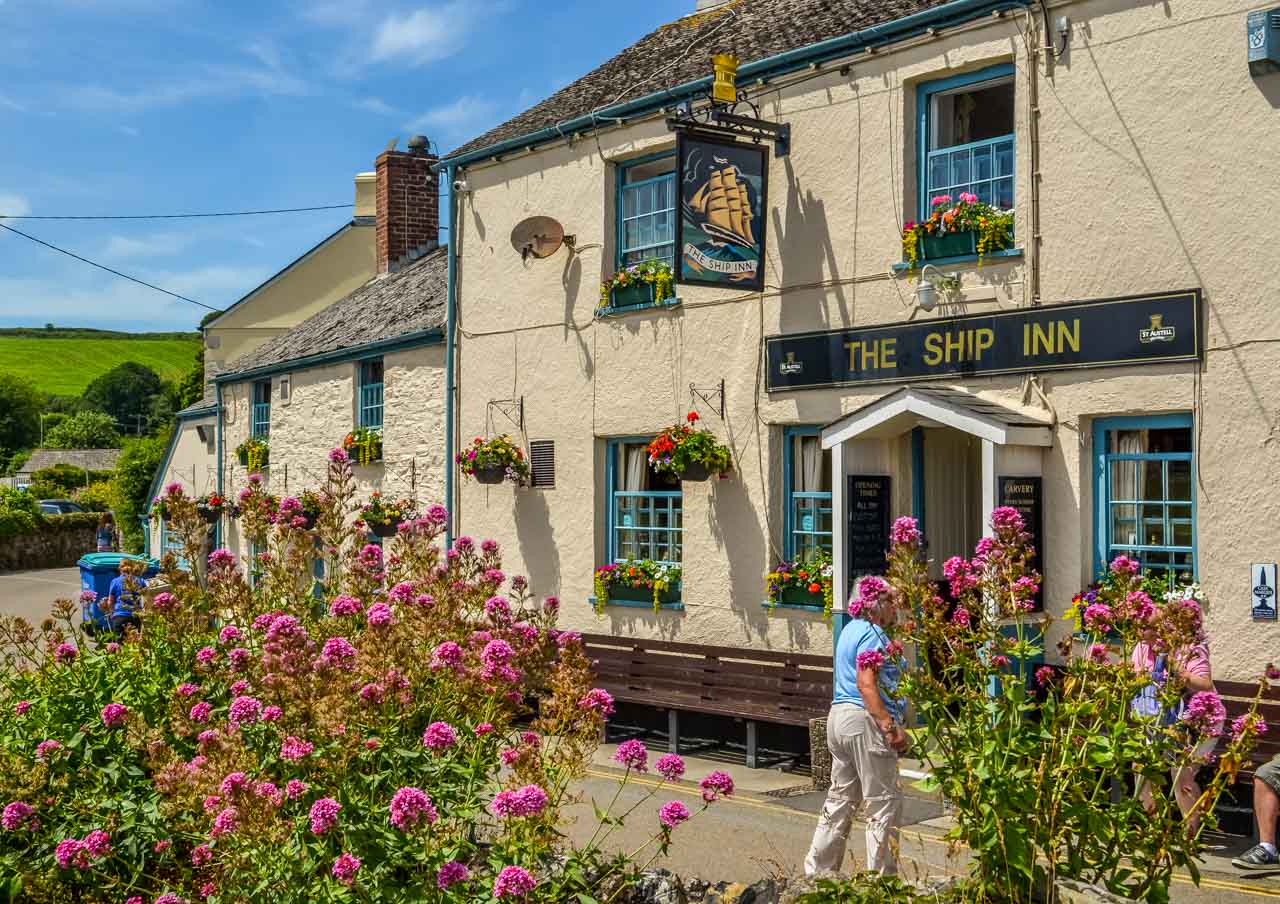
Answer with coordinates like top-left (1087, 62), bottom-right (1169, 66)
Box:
top-left (765, 290), bottom-right (1202, 391)
top-left (675, 132), bottom-right (768, 291)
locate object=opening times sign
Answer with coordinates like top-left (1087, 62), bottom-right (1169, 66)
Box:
top-left (765, 291), bottom-right (1202, 391)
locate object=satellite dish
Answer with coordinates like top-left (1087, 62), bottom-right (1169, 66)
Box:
top-left (510, 216), bottom-right (566, 261)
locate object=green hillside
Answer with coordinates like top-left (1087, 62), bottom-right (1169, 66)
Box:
top-left (0, 334), bottom-right (201, 396)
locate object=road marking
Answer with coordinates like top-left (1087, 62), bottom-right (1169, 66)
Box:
top-left (583, 770), bottom-right (1280, 899)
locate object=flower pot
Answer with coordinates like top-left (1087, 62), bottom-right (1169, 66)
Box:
top-left (779, 586), bottom-right (825, 607)
top-left (607, 583), bottom-right (680, 606)
top-left (474, 464), bottom-right (506, 485)
top-left (370, 520), bottom-right (400, 539)
top-left (197, 506), bottom-right (221, 525)
top-left (610, 282), bottom-right (655, 309)
top-left (679, 461), bottom-right (711, 482)
top-left (238, 448), bottom-right (268, 468)
top-left (918, 231), bottom-right (977, 261)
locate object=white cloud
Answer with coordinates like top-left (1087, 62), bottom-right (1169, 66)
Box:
top-left (354, 96), bottom-right (399, 116)
top-left (101, 232), bottom-right (191, 260)
top-left (0, 193), bottom-right (32, 219)
top-left (0, 94), bottom-right (26, 113)
top-left (369, 3), bottom-right (471, 67)
top-left (405, 95), bottom-right (499, 134)
top-left (299, 0), bottom-right (371, 27)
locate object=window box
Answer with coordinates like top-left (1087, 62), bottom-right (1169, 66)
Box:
top-left (918, 231), bottom-right (977, 261)
top-left (778, 586), bottom-right (825, 607)
top-left (611, 282), bottom-right (655, 309)
top-left (608, 583), bottom-right (681, 606)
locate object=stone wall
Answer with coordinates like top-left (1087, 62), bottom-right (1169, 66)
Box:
top-left (0, 516), bottom-right (99, 572)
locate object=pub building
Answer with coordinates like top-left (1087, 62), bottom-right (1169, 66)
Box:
top-left (439, 0), bottom-right (1279, 764)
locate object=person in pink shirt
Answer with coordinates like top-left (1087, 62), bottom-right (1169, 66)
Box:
top-left (1131, 636), bottom-right (1218, 836)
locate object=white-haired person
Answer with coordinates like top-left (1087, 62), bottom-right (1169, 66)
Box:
top-left (804, 576), bottom-right (908, 877)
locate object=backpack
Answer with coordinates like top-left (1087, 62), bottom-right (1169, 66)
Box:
top-left (1131, 654), bottom-right (1183, 726)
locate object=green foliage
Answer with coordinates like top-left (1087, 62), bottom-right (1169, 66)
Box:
top-left (599, 259), bottom-right (675, 308)
top-left (793, 873), bottom-right (970, 903)
top-left (0, 373), bottom-right (42, 458)
top-left (593, 559), bottom-right (682, 613)
top-left (42, 512), bottom-right (101, 532)
top-left (342, 426), bottom-right (383, 465)
top-left (72, 483), bottom-right (114, 513)
top-left (2, 450), bottom-right (31, 479)
top-left (45, 412), bottom-right (121, 450)
top-left (456, 434), bottom-right (529, 484)
top-left (0, 336), bottom-right (199, 396)
top-left (645, 412), bottom-right (732, 479)
top-left (110, 433), bottom-right (169, 554)
top-left (81, 361), bottom-right (163, 429)
top-left (236, 436), bottom-right (269, 471)
top-left (30, 464), bottom-right (90, 497)
top-left (0, 487), bottom-right (42, 540)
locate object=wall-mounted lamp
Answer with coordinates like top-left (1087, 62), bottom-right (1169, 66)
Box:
top-left (916, 264), bottom-right (962, 312)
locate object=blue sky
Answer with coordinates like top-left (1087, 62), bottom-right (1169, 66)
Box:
top-left (0, 0), bottom-right (693, 332)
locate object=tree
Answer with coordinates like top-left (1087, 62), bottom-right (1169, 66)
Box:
top-left (110, 432), bottom-right (168, 552)
top-left (174, 346), bottom-right (206, 411)
top-left (29, 464), bottom-right (89, 497)
top-left (81, 361), bottom-right (162, 431)
top-left (44, 411), bottom-right (121, 450)
top-left (0, 373), bottom-right (42, 457)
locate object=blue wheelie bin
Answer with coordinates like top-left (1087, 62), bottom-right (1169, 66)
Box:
top-left (76, 553), bottom-right (161, 633)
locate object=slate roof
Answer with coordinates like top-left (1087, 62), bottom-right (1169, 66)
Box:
top-left (19, 449), bottom-right (122, 475)
top-left (448, 0), bottom-right (953, 159)
top-left (221, 245), bottom-right (448, 377)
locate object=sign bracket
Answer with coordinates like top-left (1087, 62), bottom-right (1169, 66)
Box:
top-left (689, 379), bottom-right (725, 419)
top-left (486, 396), bottom-right (524, 433)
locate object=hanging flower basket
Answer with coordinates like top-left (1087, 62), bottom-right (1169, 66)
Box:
top-left (236, 437), bottom-right (269, 471)
top-left (360, 492), bottom-right (413, 539)
top-left (457, 435), bottom-right (529, 486)
top-left (343, 427), bottom-right (383, 465)
top-left (196, 492), bottom-right (227, 524)
top-left (901, 193), bottom-right (1014, 270)
top-left (646, 412), bottom-right (732, 482)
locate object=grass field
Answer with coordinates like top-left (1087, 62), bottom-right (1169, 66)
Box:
top-left (0, 337), bottom-right (201, 396)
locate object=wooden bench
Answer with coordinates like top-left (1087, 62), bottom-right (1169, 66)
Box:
top-left (581, 633), bottom-right (833, 767)
top-left (1212, 681), bottom-right (1280, 824)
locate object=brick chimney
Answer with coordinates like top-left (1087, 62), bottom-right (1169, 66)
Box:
top-left (374, 136), bottom-right (439, 273)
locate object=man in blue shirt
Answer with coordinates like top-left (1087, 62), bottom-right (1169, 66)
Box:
top-left (105, 563), bottom-right (146, 637)
top-left (804, 578), bottom-right (908, 877)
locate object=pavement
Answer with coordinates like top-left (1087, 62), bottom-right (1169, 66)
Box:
top-left (0, 566), bottom-right (79, 624)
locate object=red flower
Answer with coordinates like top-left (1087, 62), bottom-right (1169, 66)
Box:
top-left (686, 411), bottom-right (699, 424)
top-left (808, 582), bottom-right (821, 594)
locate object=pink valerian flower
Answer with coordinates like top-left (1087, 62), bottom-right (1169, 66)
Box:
top-left (388, 581), bottom-right (416, 604)
top-left (35, 739), bottom-right (63, 762)
top-left (229, 680), bottom-right (250, 697)
top-left (207, 549), bottom-right (235, 570)
top-left (329, 447), bottom-right (349, 463)
top-left (1088, 643), bottom-right (1109, 664)
top-left (309, 798), bottom-right (341, 835)
top-left (951, 606), bottom-right (972, 628)
top-left (329, 595), bottom-right (363, 617)
top-left (1125, 591), bottom-right (1156, 624)
top-left (493, 865), bottom-right (536, 898)
top-left (556, 630), bottom-right (583, 648)
top-left (659, 800), bottom-right (691, 829)
top-left (861, 649), bottom-right (890, 674)
top-left (389, 787), bottom-right (439, 829)
top-left (13, 700), bottom-right (30, 716)
top-left (200, 881), bottom-right (216, 898)
top-left (656, 753), bottom-right (686, 781)
top-left (151, 591), bottom-right (178, 614)
top-left (280, 736), bottom-right (314, 762)
top-left (481, 538), bottom-right (500, 555)
top-left (195, 646), bottom-right (218, 665)
top-left (1182, 690), bottom-right (1227, 737)
top-left (422, 721), bottom-right (458, 751)
top-left (227, 648), bottom-right (252, 672)
top-left (154, 839), bottom-right (172, 854)
top-left (990, 654), bottom-right (1010, 668)
top-left (578, 688), bottom-right (615, 717)
top-left (261, 705), bottom-right (283, 723)
top-left (331, 852), bottom-right (361, 886)
top-left (614, 739), bottom-right (648, 772)
top-left (431, 641), bottom-right (463, 670)
top-left (474, 722), bottom-right (495, 736)
top-left (189, 702), bottom-right (212, 723)
top-left (359, 683), bottom-right (385, 706)
top-left (202, 795), bottom-right (222, 813)
top-left (219, 772), bottom-right (250, 797)
top-left (1012, 576), bottom-right (1039, 599)
top-left (54, 643), bottom-right (78, 664)
top-left (853, 575), bottom-right (890, 616)
top-left (1233, 714), bottom-right (1269, 742)
top-left (889, 516), bottom-right (922, 547)
top-left (481, 638), bottom-right (515, 672)
top-left (699, 770), bottom-right (735, 802)
top-left (191, 844), bottom-right (213, 867)
top-left (228, 696), bottom-right (262, 725)
top-left (943, 557), bottom-right (979, 597)
top-left (1110, 555), bottom-right (1140, 576)
top-left (990, 506), bottom-right (1025, 535)
top-left (126, 898), bottom-right (144, 904)
top-left (210, 807), bottom-right (239, 838)
top-left (105, 642), bottom-right (120, 654)
top-left (55, 838), bottom-right (89, 869)
top-left (218, 625), bottom-right (243, 645)
top-left (320, 636), bottom-right (358, 671)
top-left (1083, 603), bottom-right (1114, 634)
top-left (437, 861), bottom-right (471, 889)
top-left (484, 596), bottom-right (511, 625)
top-left (255, 782), bottom-right (283, 807)
top-left (1035, 665), bottom-right (1055, 687)
top-left (176, 683), bottom-right (201, 697)
top-left (155, 894), bottom-right (189, 904)
top-left (285, 779), bottom-right (308, 799)
top-left (365, 602), bottom-right (394, 627)
top-left (101, 702), bottom-right (129, 728)
top-left (1, 801), bottom-right (38, 832)
top-left (499, 747), bottom-right (521, 767)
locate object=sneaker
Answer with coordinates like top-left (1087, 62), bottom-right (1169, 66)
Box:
top-left (1232, 844), bottom-right (1280, 870)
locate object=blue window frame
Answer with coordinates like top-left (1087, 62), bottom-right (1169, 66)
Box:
top-left (917, 64), bottom-right (1016, 220)
top-left (616, 153), bottom-right (676, 270)
top-left (251, 380), bottom-right (271, 438)
top-left (357, 358), bottom-right (384, 430)
top-left (605, 438), bottom-right (682, 565)
top-left (783, 427), bottom-right (833, 561)
top-left (1093, 414), bottom-right (1196, 585)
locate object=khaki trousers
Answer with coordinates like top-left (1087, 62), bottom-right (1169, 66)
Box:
top-left (804, 703), bottom-right (904, 876)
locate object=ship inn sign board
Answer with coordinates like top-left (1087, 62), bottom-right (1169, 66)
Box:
top-left (676, 133), bottom-right (768, 291)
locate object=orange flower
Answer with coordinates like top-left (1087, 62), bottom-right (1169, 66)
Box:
top-left (686, 411), bottom-right (700, 424)
top-left (808, 582), bottom-right (821, 593)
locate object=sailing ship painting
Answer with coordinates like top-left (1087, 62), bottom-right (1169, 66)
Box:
top-left (675, 134), bottom-right (767, 290)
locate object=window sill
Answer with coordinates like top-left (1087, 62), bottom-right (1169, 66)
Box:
top-left (587, 596), bottom-right (685, 612)
top-left (761, 600), bottom-right (826, 614)
top-left (891, 247), bottom-right (1023, 274)
top-left (595, 297), bottom-right (681, 318)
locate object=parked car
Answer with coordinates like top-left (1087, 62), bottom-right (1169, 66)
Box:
top-left (39, 499), bottom-right (84, 515)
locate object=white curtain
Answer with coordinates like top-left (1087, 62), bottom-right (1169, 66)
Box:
top-left (1114, 431), bottom-right (1147, 546)
top-left (623, 443), bottom-right (649, 491)
top-left (796, 435), bottom-right (821, 493)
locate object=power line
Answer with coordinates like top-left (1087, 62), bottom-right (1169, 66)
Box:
top-left (0, 222), bottom-right (221, 312)
top-left (0, 203), bottom-right (353, 221)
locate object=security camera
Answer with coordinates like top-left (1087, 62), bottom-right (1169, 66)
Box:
top-left (452, 178), bottom-right (471, 194)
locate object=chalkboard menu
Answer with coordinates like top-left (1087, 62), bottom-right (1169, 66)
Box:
top-left (848, 476), bottom-right (891, 577)
top-left (998, 475), bottom-right (1044, 611)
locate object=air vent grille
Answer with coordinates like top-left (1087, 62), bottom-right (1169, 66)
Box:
top-left (529, 440), bottom-right (555, 488)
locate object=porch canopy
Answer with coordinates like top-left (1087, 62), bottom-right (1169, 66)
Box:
top-left (820, 386), bottom-right (1053, 615)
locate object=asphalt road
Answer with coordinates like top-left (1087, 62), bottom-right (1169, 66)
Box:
top-left (0, 566), bottom-right (80, 625)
